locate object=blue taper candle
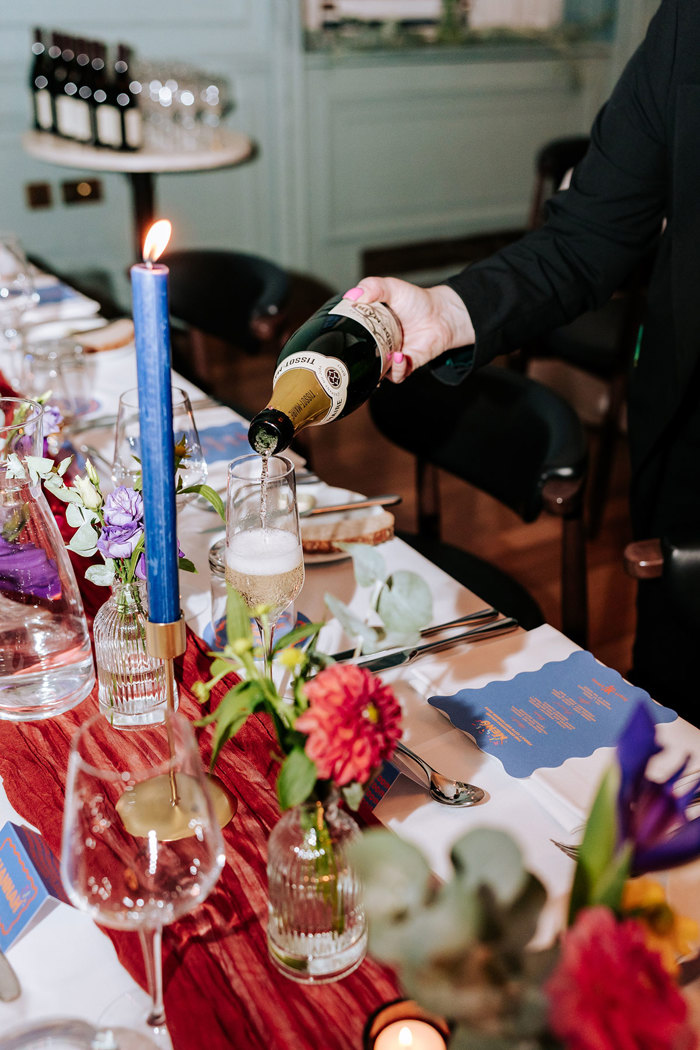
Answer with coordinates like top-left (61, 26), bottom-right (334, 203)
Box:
top-left (130, 220), bottom-right (179, 624)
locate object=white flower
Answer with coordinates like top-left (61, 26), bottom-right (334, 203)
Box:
top-left (73, 474), bottom-right (103, 511)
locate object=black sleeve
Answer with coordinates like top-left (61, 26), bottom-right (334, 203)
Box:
top-left (437, 0), bottom-right (677, 378)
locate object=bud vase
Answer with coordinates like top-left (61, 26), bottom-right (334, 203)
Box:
top-left (93, 579), bottom-right (176, 729)
top-left (266, 790), bottom-right (367, 983)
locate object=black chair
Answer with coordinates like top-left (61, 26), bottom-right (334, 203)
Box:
top-left (369, 364), bottom-right (589, 647)
top-left (519, 135), bottom-right (654, 538)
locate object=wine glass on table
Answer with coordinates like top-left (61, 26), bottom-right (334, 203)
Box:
top-left (0, 235), bottom-right (38, 386)
top-left (225, 453), bottom-right (305, 679)
top-left (112, 386), bottom-right (207, 503)
top-left (61, 709), bottom-right (226, 1049)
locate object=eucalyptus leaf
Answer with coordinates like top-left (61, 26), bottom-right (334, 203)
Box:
top-left (178, 556), bottom-right (197, 574)
top-left (66, 521), bottom-right (98, 557)
top-left (66, 502), bottom-right (95, 528)
top-left (277, 747), bottom-right (317, 809)
top-left (341, 781), bottom-right (364, 811)
top-left (324, 593), bottom-right (380, 652)
top-left (43, 472), bottom-right (80, 503)
top-left (56, 455), bottom-right (73, 476)
top-left (349, 828), bottom-right (432, 924)
top-left (84, 562), bottom-right (115, 586)
top-left (451, 828), bottom-right (528, 907)
top-left (377, 570), bottom-right (433, 634)
top-left (5, 454), bottom-right (26, 480)
top-left (337, 542), bottom-right (386, 588)
top-left (25, 455), bottom-right (54, 485)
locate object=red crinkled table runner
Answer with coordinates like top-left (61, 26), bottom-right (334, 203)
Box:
top-left (0, 374), bottom-right (402, 1049)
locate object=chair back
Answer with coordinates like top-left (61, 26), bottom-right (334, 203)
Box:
top-left (528, 135), bottom-right (590, 228)
top-left (370, 364), bottom-right (587, 523)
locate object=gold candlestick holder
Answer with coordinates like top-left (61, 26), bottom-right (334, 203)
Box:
top-left (143, 616), bottom-right (237, 831)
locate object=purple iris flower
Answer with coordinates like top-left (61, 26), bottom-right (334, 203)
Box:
top-left (97, 486), bottom-right (144, 560)
top-left (0, 536), bottom-right (61, 600)
top-left (617, 702), bottom-right (700, 874)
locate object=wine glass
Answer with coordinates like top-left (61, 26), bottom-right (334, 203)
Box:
top-left (225, 453), bottom-right (305, 678)
top-left (0, 235), bottom-right (38, 385)
top-left (60, 709), bottom-right (226, 1049)
top-left (112, 386), bottom-right (207, 503)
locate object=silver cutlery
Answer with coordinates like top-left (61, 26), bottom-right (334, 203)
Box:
top-left (395, 741), bottom-right (485, 806)
top-left (550, 838), bottom-right (580, 860)
top-left (348, 617), bottom-right (519, 674)
top-left (330, 608), bottom-right (499, 662)
top-left (300, 494), bottom-right (402, 518)
top-left (0, 948), bottom-right (21, 1001)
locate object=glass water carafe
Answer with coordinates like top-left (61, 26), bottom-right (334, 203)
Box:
top-left (0, 398), bottom-right (94, 720)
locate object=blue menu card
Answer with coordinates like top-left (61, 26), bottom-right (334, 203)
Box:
top-left (0, 822), bottom-right (68, 951)
top-left (428, 650), bottom-right (677, 779)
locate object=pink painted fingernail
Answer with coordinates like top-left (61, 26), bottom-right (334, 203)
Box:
top-left (343, 287), bottom-right (364, 301)
top-left (393, 351), bottom-right (405, 364)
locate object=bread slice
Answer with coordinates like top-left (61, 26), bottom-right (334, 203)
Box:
top-left (302, 509), bottom-right (395, 554)
top-left (77, 318), bottom-right (135, 353)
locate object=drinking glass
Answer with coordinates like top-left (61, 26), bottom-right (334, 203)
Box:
top-left (61, 709), bottom-right (226, 1048)
top-left (20, 337), bottom-right (93, 426)
top-left (0, 235), bottom-right (38, 384)
top-left (111, 387), bottom-right (207, 502)
top-left (225, 454), bottom-right (304, 677)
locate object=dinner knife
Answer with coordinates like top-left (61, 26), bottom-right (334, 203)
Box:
top-left (301, 494), bottom-right (402, 517)
top-left (330, 607), bottom-right (499, 663)
top-left (349, 617), bottom-right (519, 673)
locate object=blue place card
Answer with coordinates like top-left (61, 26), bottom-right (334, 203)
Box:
top-left (428, 650), bottom-right (677, 779)
top-left (35, 282), bottom-right (82, 305)
top-left (362, 761), bottom-right (401, 811)
top-left (0, 823), bottom-right (68, 951)
top-left (198, 421), bottom-right (249, 465)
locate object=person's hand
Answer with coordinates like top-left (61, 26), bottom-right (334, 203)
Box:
top-left (342, 276), bottom-right (475, 382)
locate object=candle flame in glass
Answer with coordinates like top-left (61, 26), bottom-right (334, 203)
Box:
top-left (399, 1029), bottom-right (413, 1047)
top-left (142, 220), bottom-right (172, 264)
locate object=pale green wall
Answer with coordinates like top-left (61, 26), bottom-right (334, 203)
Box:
top-left (1, 1), bottom-right (653, 300)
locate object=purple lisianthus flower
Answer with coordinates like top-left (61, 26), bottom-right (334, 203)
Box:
top-left (42, 403), bottom-right (63, 438)
top-left (617, 702), bottom-right (700, 874)
top-left (97, 486), bottom-right (145, 561)
top-left (135, 539), bottom-right (185, 581)
top-left (0, 535), bottom-right (61, 600)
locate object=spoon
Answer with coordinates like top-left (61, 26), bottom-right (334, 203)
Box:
top-left (395, 741), bottom-right (485, 806)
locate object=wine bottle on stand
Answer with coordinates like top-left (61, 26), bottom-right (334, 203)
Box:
top-left (92, 42), bottom-right (120, 149)
top-left (46, 32), bottom-right (67, 136)
top-left (247, 295), bottom-right (402, 455)
top-left (73, 39), bottom-right (94, 142)
top-left (29, 27), bottom-right (53, 132)
top-left (114, 44), bottom-right (143, 151)
top-left (55, 34), bottom-right (91, 142)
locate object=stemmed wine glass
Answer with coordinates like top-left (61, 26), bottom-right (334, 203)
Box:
top-left (111, 386), bottom-right (207, 503)
top-left (60, 709), bottom-right (226, 1049)
top-left (0, 235), bottom-right (38, 385)
top-left (225, 454), bottom-right (305, 678)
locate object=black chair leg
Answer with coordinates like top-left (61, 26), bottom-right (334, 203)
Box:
top-left (586, 371), bottom-right (626, 539)
top-left (561, 513), bottom-right (588, 648)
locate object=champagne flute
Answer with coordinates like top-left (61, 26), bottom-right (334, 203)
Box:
top-left (112, 386), bottom-right (207, 503)
top-left (225, 453), bottom-right (304, 678)
top-left (61, 710), bottom-right (226, 1049)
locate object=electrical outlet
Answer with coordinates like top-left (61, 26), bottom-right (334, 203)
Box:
top-left (26, 182), bottom-right (52, 209)
top-left (61, 178), bottom-right (103, 205)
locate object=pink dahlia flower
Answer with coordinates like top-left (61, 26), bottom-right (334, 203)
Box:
top-left (296, 664), bottom-right (401, 787)
top-left (545, 905), bottom-right (697, 1050)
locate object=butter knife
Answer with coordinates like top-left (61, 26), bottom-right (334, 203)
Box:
top-left (330, 608), bottom-right (499, 663)
top-left (349, 617), bottom-right (519, 673)
top-left (301, 494), bottom-right (402, 517)
top-left (0, 948), bottom-right (21, 1001)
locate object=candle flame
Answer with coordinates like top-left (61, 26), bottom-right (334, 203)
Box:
top-left (142, 220), bottom-right (172, 264)
top-left (399, 1029), bottom-right (413, 1047)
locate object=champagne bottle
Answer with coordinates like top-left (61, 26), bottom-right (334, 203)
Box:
top-left (248, 295), bottom-right (402, 455)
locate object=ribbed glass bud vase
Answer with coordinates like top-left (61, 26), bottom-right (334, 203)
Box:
top-left (93, 579), bottom-right (176, 729)
top-left (266, 790), bottom-right (367, 983)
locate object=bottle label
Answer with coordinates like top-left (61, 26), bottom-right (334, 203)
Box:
top-left (327, 299), bottom-right (401, 376)
top-left (96, 105), bottom-right (122, 147)
top-left (57, 95), bottom-right (91, 140)
top-left (35, 91), bottom-right (52, 131)
top-left (273, 351), bottom-right (349, 425)
top-left (124, 109), bottom-right (143, 149)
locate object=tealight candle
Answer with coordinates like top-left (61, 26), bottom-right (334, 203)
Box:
top-left (374, 1020), bottom-right (447, 1050)
top-left (363, 1000), bottom-right (450, 1050)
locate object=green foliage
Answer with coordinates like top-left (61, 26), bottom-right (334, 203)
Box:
top-left (568, 763), bottom-right (632, 924)
top-left (350, 827), bottom-right (555, 1044)
top-left (325, 543), bottom-right (433, 654)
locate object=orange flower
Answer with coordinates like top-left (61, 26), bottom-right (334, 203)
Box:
top-left (296, 664), bottom-right (402, 787)
top-left (622, 877), bottom-right (699, 976)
